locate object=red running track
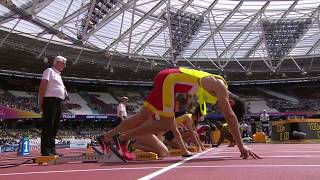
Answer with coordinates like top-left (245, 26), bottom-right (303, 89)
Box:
top-left (0, 143), bottom-right (320, 180)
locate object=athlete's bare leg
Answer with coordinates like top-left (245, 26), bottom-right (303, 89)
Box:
top-left (118, 115), bottom-right (192, 156)
top-left (103, 107), bottom-right (153, 142)
top-left (133, 134), bottom-right (169, 157)
top-left (119, 115), bottom-right (173, 140)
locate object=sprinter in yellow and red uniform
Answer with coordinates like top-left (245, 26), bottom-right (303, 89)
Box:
top-left (99, 67), bottom-right (262, 160)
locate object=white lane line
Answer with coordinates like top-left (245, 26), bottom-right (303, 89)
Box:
top-left (261, 155), bottom-right (320, 158)
top-left (1, 163), bottom-right (319, 176)
top-left (179, 164), bottom-right (320, 168)
top-left (138, 148), bottom-right (214, 180)
top-left (213, 151), bottom-right (320, 154)
top-left (0, 167), bottom-right (163, 176)
top-left (273, 151), bottom-right (320, 153)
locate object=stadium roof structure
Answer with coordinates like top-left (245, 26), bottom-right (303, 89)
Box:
top-left (0, 0), bottom-right (320, 83)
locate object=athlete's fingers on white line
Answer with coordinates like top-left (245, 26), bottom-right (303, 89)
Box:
top-left (251, 151), bottom-right (262, 159)
top-left (253, 152), bottom-right (263, 159)
top-left (249, 151), bottom-right (256, 159)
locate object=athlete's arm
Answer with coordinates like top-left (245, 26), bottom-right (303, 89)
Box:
top-left (185, 116), bottom-right (205, 151)
top-left (171, 119), bottom-right (192, 156)
top-left (214, 81), bottom-right (244, 150)
top-left (201, 76), bottom-right (262, 159)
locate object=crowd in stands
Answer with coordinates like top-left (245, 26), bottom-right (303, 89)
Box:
top-left (0, 91), bottom-right (82, 114)
top-left (0, 92), bottom-right (39, 112)
top-left (0, 130), bottom-right (19, 146)
top-left (267, 98), bottom-right (320, 112)
top-left (62, 98), bottom-right (82, 113)
top-left (2, 76), bottom-right (320, 116)
top-left (2, 87), bottom-right (320, 116)
top-left (83, 92), bottom-right (117, 114)
top-left (0, 129), bottom-right (38, 146)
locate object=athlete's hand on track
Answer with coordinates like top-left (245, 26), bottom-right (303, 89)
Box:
top-left (239, 146), bottom-right (263, 159)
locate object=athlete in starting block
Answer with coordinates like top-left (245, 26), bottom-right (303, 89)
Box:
top-left (211, 121), bottom-right (236, 147)
top-left (98, 67), bottom-right (262, 160)
top-left (162, 106), bottom-right (206, 152)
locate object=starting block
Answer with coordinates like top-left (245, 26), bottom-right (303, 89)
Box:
top-left (34, 144), bottom-right (126, 165)
top-left (34, 153), bottom-right (125, 164)
top-left (187, 146), bottom-right (198, 152)
top-left (169, 147), bottom-right (198, 156)
top-left (34, 155), bottom-right (59, 164)
top-left (133, 151), bottom-right (158, 161)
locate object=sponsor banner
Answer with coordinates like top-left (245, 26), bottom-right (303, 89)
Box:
top-left (0, 106), bottom-right (117, 120)
top-left (69, 142), bottom-right (87, 149)
top-left (0, 143), bottom-right (70, 153)
top-left (56, 143), bottom-right (70, 148)
top-left (61, 114), bottom-right (117, 121)
top-left (0, 145), bottom-right (18, 153)
top-left (61, 114), bottom-right (76, 119)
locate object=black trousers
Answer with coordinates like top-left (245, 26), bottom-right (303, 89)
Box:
top-left (41, 97), bottom-right (62, 155)
top-left (262, 125), bottom-right (269, 136)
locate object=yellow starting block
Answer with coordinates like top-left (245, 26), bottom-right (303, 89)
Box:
top-left (187, 146), bottom-right (198, 152)
top-left (169, 147), bottom-right (198, 156)
top-left (34, 155), bottom-right (59, 164)
top-left (133, 151), bottom-right (158, 161)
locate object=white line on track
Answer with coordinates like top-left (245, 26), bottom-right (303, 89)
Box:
top-left (0, 167), bottom-right (163, 176)
top-left (179, 164), bottom-right (320, 168)
top-left (0, 164), bottom-right (320, 176)
top-left (2, 146), bottom-right (320, 177)
top-left (212, 151), bottom-right (320, 154)
top-left (138, 148), bottom-right (214, 180)
top-left (1, 164), bottom-right (320, 176)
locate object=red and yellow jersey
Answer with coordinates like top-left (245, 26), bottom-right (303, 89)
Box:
top-left (179, 67), bottom-right (227, 116)
top-left (144, 67), bottom-right (227, 118)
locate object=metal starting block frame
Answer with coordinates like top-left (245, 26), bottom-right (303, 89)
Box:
top-left (34, 145), bottom-right (126, 165)
top-left (35, 153), bottom-right (125, 165)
